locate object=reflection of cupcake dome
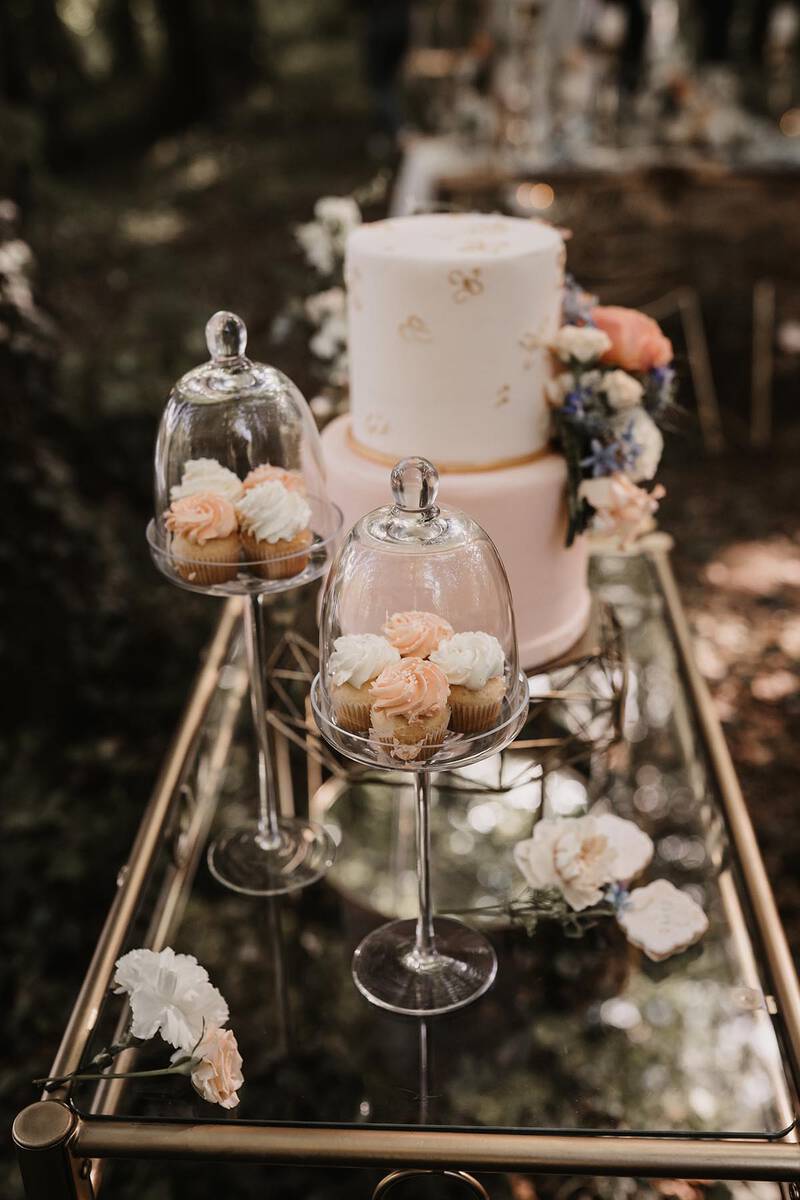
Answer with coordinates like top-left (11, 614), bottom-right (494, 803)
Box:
top-left (383, 611), bottom-right (454, 659)
top-left (170, 457), bottom-right (243, 504)
top-left (242, 463), bottom-right (306, 494)
top-left (370, 656), bottom-right (450, 762)
top-left (165, 492), bottom-right (240, 584)
top-left (430, 631), bottom-right (507, 733)
top-left (329, 634), bottom-right (400, 732)
top-left (236, 480), bottom-right (313, 580)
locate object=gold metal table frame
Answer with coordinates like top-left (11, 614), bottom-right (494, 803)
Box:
top-left (13, 550), bottom-right (800, 1198)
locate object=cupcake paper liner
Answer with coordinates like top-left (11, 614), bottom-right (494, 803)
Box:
top-left (171, 535), bottom-right (240, 586)
top-left (449, 697), bottom-right (503, 735)
top-left (241, 530), bottom-right (312, 581)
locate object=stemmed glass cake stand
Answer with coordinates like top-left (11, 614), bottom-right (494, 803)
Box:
top-left (148, 311), bottom-right (342, 895)
top-left (311, 458), bottom-right (529, 1015)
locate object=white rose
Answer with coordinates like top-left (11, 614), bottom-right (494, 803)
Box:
top-left (579, 473), bottom-right (664, 546)
top-left (113, 947), bottom-right (229, 1051)
top-left (545, 371), bottom-right (575, 406)
top-left (601, 368), bottom-right (643, 410)
top-left (173, 1026), bottom-right (244, 1110)
top-left (613, 407), bottom-right (663, 481)
top-left (552, 324), bottom-right (612, 364)
top-left (513, 814), bottom-right (653, 911)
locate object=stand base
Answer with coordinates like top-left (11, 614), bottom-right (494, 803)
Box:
top-left (352, 917), bottom-right (497, 1016)
top-left (207, 818), bottom-right (335, 896)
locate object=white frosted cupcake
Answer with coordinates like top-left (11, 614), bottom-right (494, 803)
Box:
top-left (430, 631), bottom-right (506, 733)
top-left (170, 458), bottom-right (243, 504)
top-left (328, 634), bottom-right (400, 732)
top-left (370, 657), bottom-right (451, 762)
top-left (383, 611), bottom-right (454, 659)
top-left (242, 464), bottom-right (307, 494)
top-left (165, 493), bottom-right (241, 585)
top-left (235, 480), bottom-right (313, 580)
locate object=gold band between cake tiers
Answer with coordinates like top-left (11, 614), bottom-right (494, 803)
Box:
top-left (346, 423), bottom-right (552, 474)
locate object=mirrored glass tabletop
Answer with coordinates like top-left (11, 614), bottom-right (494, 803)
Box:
top-left (72, 553), bottom-right (796, 1142)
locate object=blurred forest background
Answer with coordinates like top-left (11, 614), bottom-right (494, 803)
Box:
top-left (3, 2), bottom-right (800, 1198)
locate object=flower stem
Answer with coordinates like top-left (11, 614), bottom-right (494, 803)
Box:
top-left (35, 1058), bottom-right (198, 1092)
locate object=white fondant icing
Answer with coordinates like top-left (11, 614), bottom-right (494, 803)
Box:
top-left (346, 213), bottom-right (564, 467)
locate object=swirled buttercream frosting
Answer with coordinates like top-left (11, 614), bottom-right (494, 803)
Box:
top-left (383, 611), bottom-right (454, 659)
top-left (170, 458), bottom-right (243, 503)
top-left (165, 493), bottom-right (238, 545)
top-left (430, 631), bottom-right (505, 690)
top-left (370, 657), bottom-right (450, 721)
top-left (329, 634), bottom-right (400, 689)
top-left (243, 464), bottom-right (306, 493)
top-left (235, 480), bottom-right (311, 544)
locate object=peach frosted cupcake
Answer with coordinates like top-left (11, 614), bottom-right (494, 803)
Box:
top-left (430, 632), bottom-right (506, 733)
top-left (165, 493), bottom-right (241, 585)
top-left (328, 633), bottom-right (400, 732)
top-left (370, 657), bottom-right (450, 762)
top-left (382, 611), bottom-right (454, 659)
top-left (242, 464), bottom-right (307, 494)
top-left (170, 457), bottom-right (243, 504)
top-left (235, 479), bottom-right (313, 580)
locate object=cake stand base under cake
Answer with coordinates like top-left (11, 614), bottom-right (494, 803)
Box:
top-left (321, 415), bottom-right (591, 670)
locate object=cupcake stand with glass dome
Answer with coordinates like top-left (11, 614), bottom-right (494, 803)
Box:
top-left (311, 457), bottom-right (530, 1015)
top-left (148, 311), bottom-right (342, 895)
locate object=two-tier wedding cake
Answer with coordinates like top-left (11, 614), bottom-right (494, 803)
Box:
top-left (321, 212), bottom-right (591, 668)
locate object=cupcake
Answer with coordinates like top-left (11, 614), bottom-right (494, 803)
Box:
top-left (242, 464), bottom-right (306, 494)
top-left (328, 634), bottom-right (400, 732)
top-left (369, 657), bottom-right (450, 762)
top-left (383, 611), bottom-right (454, 659)
top-left (165, 493), bottom-right (241, 585)
top-left (430, 631), bottom-right (506, 733)
top-left (170, 458), bottom-right (243, 504)
top-left (235, 479), bottom-right (313, 580)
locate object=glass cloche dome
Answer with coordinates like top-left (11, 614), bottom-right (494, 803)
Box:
top-left (148, 310), bottom-right (340, 594)
top-left (148, 311), bottom-right (342, 898)
top-left (311, 457), bottom-right (529, 1016)
top-left (313, 456), bottom-right (529, 772)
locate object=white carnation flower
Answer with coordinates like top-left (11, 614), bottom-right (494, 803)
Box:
top-left (601, 368), bottom-right (643, 410)
top-left (552, 324), bottom-right (612, 364)
top-left (613, 407), bottom-right (663, 481)
top-left (114, 947), bottom-right (229, 1052)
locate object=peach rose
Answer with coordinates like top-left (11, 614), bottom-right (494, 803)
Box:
top-left (187, 1027), bottom-right (243, 1110)
top-left (591, 306), bottom-right (673, 371)
top-left (580, 474), bottom-right (665, 546)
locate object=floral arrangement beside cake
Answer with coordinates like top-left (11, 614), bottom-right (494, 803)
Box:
top-left (163, 457), bottom-right (313, 584)
top-left (548, 279), bottom-right (675, 546)
top-left (328, 611), bottom-right (509, 762)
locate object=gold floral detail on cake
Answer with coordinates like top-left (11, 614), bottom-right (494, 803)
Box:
top-left (398, 314), bottom-right (433, 343)
top-left (448, 267), bottom-right (484, 303)
top-left (364, 412), bottom-right (390, 437)
top-left (494, 384), bottom-right (511, 407)
top-left (457, 239), bottom-right (510, 256)
top-left (519, 328), bottom-right (546, 370)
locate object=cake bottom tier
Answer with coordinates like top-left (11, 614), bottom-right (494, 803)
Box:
top-left (321, 416), bottom-right (591, 669)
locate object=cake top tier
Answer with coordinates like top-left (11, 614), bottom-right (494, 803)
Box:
top-left (347, 212), bottom-right (563, 265)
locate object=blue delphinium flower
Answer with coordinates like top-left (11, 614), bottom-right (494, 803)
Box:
top-left (645, 364), bottom-right (675, 417)
top-left (581, 422), bottom-right (641, 477)
top-left (562, 274), bottom-right (598, 326)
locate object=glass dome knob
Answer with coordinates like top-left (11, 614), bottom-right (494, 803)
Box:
top-left (205, 311), bottom-right (247, 361)
top-left (391, 456), bottom-right (440, 515)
